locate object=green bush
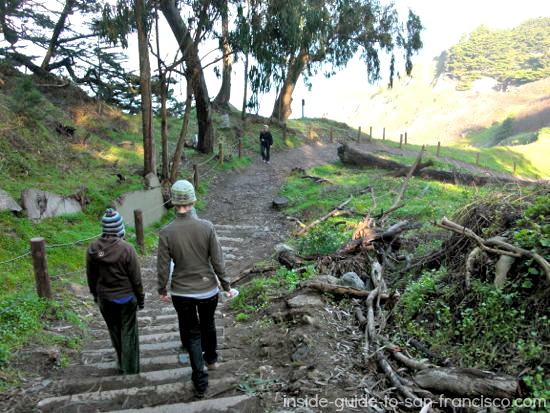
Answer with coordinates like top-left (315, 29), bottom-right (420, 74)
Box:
top-left (8, 78), bottom-right (48, 121)
top-left (295, 223), bottom-right (349, 256)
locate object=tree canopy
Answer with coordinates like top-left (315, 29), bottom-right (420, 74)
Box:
top-left (446, 18), bottom-right (550, 90)
top-left (234, 0), bottom-right (423, 121)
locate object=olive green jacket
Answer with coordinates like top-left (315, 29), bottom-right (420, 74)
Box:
top-left (157, 211), bottom-right (230, 295)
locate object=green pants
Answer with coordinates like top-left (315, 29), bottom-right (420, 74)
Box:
top-left (98, 298), bottom-right (140, 374)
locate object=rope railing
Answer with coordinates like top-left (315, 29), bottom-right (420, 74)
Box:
top-left (0, 138), bottom-right (244, 295)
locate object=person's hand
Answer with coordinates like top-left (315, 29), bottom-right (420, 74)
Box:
top-left (224, 289), bottom-right (235, 298)
top-left (160, 294), bottom-right (171, 303)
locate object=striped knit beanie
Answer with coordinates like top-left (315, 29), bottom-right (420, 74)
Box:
top-left (101, 208), bottom-right (125, 238)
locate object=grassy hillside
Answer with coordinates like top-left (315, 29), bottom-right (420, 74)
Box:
top-left (0, 66), bottom-right (350, 388)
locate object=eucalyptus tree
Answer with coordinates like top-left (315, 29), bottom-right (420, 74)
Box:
top-left (212, 0), bottom-right (232, 108)
top-left (243, 0), bottom-right (423, 122)
top-left (159, 0), bottom-right (226, 154)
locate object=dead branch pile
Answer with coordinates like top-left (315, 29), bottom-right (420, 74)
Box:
top-left (289, 156), bottom-right (540, 411)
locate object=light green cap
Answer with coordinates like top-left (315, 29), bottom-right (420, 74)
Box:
top-left (171, 180), bottom-right (196, 205)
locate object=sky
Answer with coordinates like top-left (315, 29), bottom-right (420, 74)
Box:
top-left (280, 0), bottom-right (550, 122)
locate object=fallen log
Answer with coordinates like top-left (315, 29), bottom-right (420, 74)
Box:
top-left (278, 249), bottom-right (307, 270)
top-left (232, 265), bottom-right (277, 285)
top-left (413, 367), bottom-right (519, 399)
top-left (300, 281), bottom-right (389, 299)
top-left (337, 144), bottom-right (526, 186)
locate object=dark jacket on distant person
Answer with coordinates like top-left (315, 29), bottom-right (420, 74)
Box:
top-left (260, 131), bottom-right (273, 146)
top-left (86, 236), bottom-right (144, 306)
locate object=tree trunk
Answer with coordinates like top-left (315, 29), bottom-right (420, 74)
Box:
top-left (337, 144), bottom-right (527, 186)
top-left (271, 49), bottom-right (309, 122)
top-left (414, 367), bottom-right (519, 399)
top-left (212, 1), bottom-right (232, 108)
top-left (160, 0), bottom-right (214, 154)
top-left (136, 0), bottom-right (155, 175)
top-left (154, 7), bottom-right (169, 181)
top-left (241, 52), bottom-right (249, 120)
top-left (41, 0), bottom-right (75, 70)
top-left (170, 82), bottom-right (193, 183)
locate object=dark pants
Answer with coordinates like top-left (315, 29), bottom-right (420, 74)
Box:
top-left (98, 298), bottom-right (140, 374)
top-left (172, 294), bottom-right (219, 393)
top-left (260, 143), bottom-right (270, 162)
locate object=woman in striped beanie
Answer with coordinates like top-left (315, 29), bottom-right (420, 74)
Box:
top-left (86, 208), bottom-right (144, 374)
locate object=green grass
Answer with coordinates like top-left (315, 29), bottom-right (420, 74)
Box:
top-left (376, 136), bottom-right (549, 179)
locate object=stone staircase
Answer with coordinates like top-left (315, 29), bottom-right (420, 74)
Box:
top-left (35, 223), bottom-right (272, 413)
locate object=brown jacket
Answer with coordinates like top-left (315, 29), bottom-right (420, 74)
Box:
top-left (86, 236), bottom-right (144, 305)
top-left (157, 212), bottom-right (230, 295)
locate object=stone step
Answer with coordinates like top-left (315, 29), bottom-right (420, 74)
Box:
top-left (111, 394), bottom-right (259, 413)
top-left (217, 236), bottom-right (244, 243)
top-left (81, 338), bottom-right (232, 364)
top-left (51, 360), bottom-right (242, 395)
top-left (37, 376), bottom-right (239, 412)
top-left (77, 349), bottom-right (242, 375)
top-left (85, 327), bottom-right (225, 350)
top-left (89, 323), bottom-right (179, 338)
top-left (215, 224), bottom-right (266, 231)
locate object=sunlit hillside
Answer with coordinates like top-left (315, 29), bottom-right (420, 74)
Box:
top-left (348, 59), bottom-right (550, 146)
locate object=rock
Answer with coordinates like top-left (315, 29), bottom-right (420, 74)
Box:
top-left (0, 189), bottom-right (22, 212)
top-left (272, 196), bottom-right (289, 210)
top-left (22, 189), bottom-right (81, 219)
top-left (338, 272), bottom-right (366, 290)
top-left (306, 274), bottom-right (339, 285)
top-left (287, 294), bottom-right (323, 309)
top-left (275, 243), bottom-right (294, 254)
top-left (221, 113), bottom-right (231, 128)
top-left (66, 282), bottom-right (89, 298)
top-left (290, 344), bottom-right (310, 362)
top-left (113, 188), bottom-right (166, 228)
top-left (144, 172), bottom-right (161, 189)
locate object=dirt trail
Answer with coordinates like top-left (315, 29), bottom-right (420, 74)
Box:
top-left (199, 140), bottom-right (340, 278)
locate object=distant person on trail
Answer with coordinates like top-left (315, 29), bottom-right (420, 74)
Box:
top-left (259, 124), bottom-right (273, 163)
top-left (86, 208), bottom-right (144, 375)
top-left (157, 180), bottom-right (234, 398)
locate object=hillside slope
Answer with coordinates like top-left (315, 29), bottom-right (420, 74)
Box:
top-left (349, 59), bottom-right (550, 146)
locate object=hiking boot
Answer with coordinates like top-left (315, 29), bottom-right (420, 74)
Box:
top-left (194, 388), bottom-right (207, 399)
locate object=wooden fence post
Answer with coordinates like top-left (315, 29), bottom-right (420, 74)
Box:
top-left (404, 132), bottom-right (408, 145)
top-left (513, 161), bottom-right (517, 175)
top-left (30, 237), bottom-right (52, 299)
top-left (357, 126), bottom-right (361, 142)
top-left (308, 123), bottom-right (313, 140)
top-left (369, 126), bottom-right (373, 142)
top-left (399, 134), bottom-right (403, 148)
top-left (436, 141), bottom-right (441, 157)
top-left (134, 209), bottom-right (144, 254)
top-left (382, 127), bottom-right (385, 141)
top-left (330, 127), bottom-right (333, 143)
top-left (193, 164), bottom-right (199, 190)
top-left (219, 143), bottom-right (224, 166)
top-left (475, 153), bottom-right (480, 166)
